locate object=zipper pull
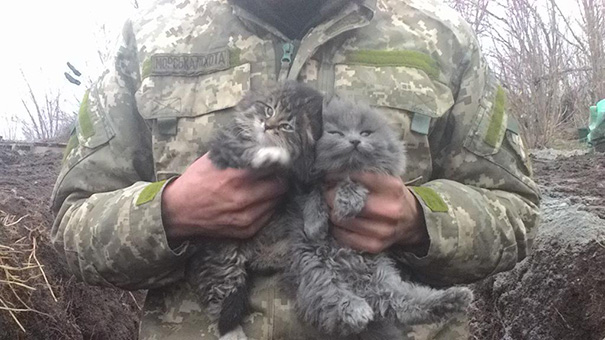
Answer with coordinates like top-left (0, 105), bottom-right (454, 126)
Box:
top-left (278, 42), bottom-right (295, 82)
top-left (282, 42), bottom-right (294, 63)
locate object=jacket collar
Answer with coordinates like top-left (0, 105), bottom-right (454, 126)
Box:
top-left (229, 0), bottom-right (376, 41)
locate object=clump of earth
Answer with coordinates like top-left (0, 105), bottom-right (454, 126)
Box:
top-left (469, 150), bottom-right (605, 340)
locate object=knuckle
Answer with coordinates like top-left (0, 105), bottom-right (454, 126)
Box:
top-left (240, 226), bottom-right (257, 239)
top-left (228, 212), bottom-right (252, 228)
top-left (239, 212), bottom-right (255, 227)
top-left (367, 240), bottom-right (385, 254)
top-left (395, 203), bottom-right (406, 220)
top-left (231, 192), bottom-right (251, 210)
top-left (225, 214), bottom-right (239, 227)
top-left (232, 223), bottom-right (257, 239)
top-left (374, 202), bottom-right (395, 221)
top-left (377, 227), bottom-right (396, 241)
top-left (330, 215), bottom-right (344, 227)
top-left (383, 200), bottom-right (405, 221)
top-left (391, 181), bottom-right (405, 197)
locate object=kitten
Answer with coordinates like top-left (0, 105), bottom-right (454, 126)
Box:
top-left (288, 96), bottom-right (473, 338)
top-left (185, 81), bottom-right (323, 337)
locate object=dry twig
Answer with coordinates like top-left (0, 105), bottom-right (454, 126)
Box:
top-left (0, 298), bottom-right (26, 333)
top-left (1, 209), bottom-right (56, 332)
top-left (4, 215), bottom-right (29, 228)
top-left (555, 307), bottom-right (573, 330)
top-left (129, 292), bottom-right (142, 311)
top-left (31, 237), bottom-right (58, 302)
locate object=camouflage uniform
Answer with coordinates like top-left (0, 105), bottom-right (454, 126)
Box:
top-left (51, 0), bottom-right (541, 339)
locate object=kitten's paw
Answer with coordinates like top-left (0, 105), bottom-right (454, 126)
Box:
top-left (340, 297), bottom-right (374, 334)
top-left (434, 287), bottom-right (474, 316)
top-left (320, 296), bottom-right (374, 335)
top-left (333, 182), bottom-right (368, 221)
top-left (394, 287), bottom-right (473, 325)
top-left (251, 147), bottom-right (291, 168)
top-left (304, 218), bottom-right (329, 240)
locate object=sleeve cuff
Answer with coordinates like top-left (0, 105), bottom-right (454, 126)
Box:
top-left (390, 182), bottom-right (462, 286)
top-left (132, 178), bottom-right (192, 256)
top-left (392, 185), bottom-right (459, 265)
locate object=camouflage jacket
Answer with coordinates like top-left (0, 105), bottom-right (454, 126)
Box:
top-left (51, 0), bottom-right (541, 339)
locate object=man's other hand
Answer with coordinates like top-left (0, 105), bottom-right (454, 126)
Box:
top-left (162, 153), bottom-right (287, 243)
top-left (325, 172), bottom-right (429, 256)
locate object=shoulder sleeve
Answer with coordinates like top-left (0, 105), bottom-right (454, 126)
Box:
top-left (392, 33), bottom-right (541, 286)
top-left (51, 21), bottom-right (194, 290)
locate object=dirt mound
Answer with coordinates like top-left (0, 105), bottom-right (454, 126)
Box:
top-left (533, 151), bottom-right (605, 219)
top-left (470, 150), bottom-right (605, 340)
top-left (0, 149), bottom-right (143, 340)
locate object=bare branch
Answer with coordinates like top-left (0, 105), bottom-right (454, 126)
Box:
top-left (18, 70), bottom-right (75, 142)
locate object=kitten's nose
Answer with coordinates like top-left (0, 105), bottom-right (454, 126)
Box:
top-left (350, 139), bottom-right (361, 147)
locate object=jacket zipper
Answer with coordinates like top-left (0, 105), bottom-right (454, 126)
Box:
top-left (278, 41), bottom-right (295, 82)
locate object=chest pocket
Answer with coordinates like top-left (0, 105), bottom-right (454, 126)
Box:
top-left (136, 63), bottom-right (251, 180)
top-left (333, 63), bottom-right (454, 184)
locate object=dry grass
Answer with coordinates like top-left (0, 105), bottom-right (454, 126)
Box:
top-left (0, 150), bottom-right (144, 339)
top-left (0, 209), bottom-right (55, 334)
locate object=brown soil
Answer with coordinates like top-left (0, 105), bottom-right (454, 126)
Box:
top-left (533, 152), bottom-right (605, 219)
top-left (470, 151), bottom-right (605, 340)
top-left (0, 149), bottom-right (144, 340)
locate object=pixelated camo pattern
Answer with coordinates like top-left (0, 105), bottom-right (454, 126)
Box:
top-left (51, 0), bottom-right (540, 339)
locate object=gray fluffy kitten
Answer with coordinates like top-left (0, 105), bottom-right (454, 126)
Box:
top-left (185, 81), bottom-right (323, 337)
top-left (288, 96), bottom-right (474, 338)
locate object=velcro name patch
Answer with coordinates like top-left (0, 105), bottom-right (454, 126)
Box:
top-left (150, 49), bottom-right (230, 77)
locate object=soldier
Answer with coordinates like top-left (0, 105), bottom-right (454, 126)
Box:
top-left (51, 0), bottom-right (541, 339)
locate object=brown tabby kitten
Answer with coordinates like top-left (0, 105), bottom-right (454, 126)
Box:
top-left (185, 81), bottom-right (323, 338)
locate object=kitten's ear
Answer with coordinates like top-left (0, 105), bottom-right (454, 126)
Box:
top-left (236, 90), bottom-right (261, 111)
top-left (294, 82), bottom-right (323, 141)
top-left (308, 96), bottom-right (323, 141)
top-left (236, 82), bottom-right (277, 111)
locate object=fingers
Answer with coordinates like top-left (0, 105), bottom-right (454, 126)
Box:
top-left (249, 175), bottom-right (288, 200)
top-left (330, 215), bottom-right (397, 241)
top-left (197, 154), bottom-right (288, 202)
top-left (243, 207), bottom-right (276, 238)
top-left (349, 172), bottom-right (404, 194)
top-left (323, 181), bottom-right (405, 222)
top-left (324, 186), bottom-right (336, 208)
top-left (227, 174), bottom-right (288, 210)
top-left (245, 197), bottom-right (281, 228)
top-left (325, 171), bottom-right (403, 192)
top-left (331, 226), bottom-right (388, 254)
top-left (356, 194), bottom-right (405, 221)
top-left (229, 195), bottom-right (280, 228)
top-left (207, 199), bottom-right (279, 239)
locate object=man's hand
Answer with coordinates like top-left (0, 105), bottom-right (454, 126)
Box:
top-left (162, 153), bottom-right (287, 243)
top-left (325, 172), bottom-right (429, 255)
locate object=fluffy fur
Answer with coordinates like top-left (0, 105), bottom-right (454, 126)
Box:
top-left (185, 81), bottom-right (323, 336)
top-left (287, 97), bottom-right (474, 338)
top-left (187, 88), bottom-right (472, 339)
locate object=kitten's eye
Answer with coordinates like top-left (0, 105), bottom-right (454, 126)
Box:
top-left (265, 106), bottom-right (274, 118)
top-left (327, 131), bottom-right (344, 137)
top-left (280, 123), bottom-right (294, 131)
top-left (360, 130), bottom-right (373, 137)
